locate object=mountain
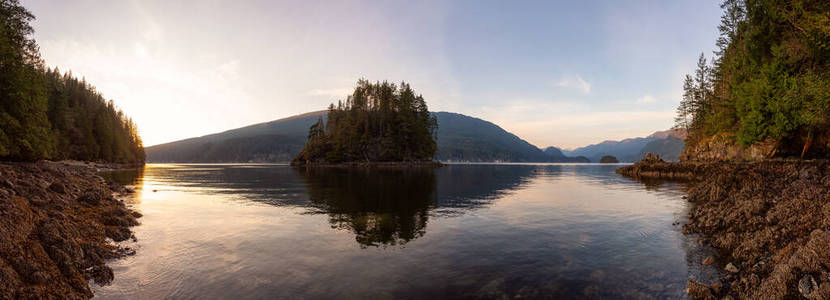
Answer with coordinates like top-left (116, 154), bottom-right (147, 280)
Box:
top-left (433, 112), bottom-right (586, 162)
top-left (637, 136), bottom-right (685, 162)
top-left (561, 128), bottom-right (688, 163)
top-left (146, 111), bottom-right (326, 162)
top-left (146, 111), bottom-right (587, 163)
top-left (647, 128), bottom-right (687, 140)
top-left (544, 146), bottom-right (589, 163)
top-left (562, 137), bottom-right (660, 163)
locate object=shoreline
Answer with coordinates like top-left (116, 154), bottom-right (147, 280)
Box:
top-left (617, 158), bottom-right (830, 299)
top-left (0, 161), bottom-right (142, 299)
top-left (290, 161), bottom-right (445, 168)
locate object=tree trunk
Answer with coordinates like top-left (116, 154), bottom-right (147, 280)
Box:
top-left (801, 131), bottom-right (814, 159)
top-left (767, 140), bottom-right (780, 159)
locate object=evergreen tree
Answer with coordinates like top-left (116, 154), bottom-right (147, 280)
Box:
top-left (293, 80), bottom-right (438, 164)
top-left (0, 0), bottom-right (53, 160)
top-left (0, 0), bottom-right (145, 163)
top-left (676, 0), bottom-right (830, 158)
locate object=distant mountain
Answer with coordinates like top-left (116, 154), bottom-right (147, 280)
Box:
top-left (637, 136), bottom-right (685, 162)
top-left (146, 111), bottom-right (587, 163)
top-left (543, 146), bottom-right (589, 163)
top-left (647, 128), bottom-right (687, 140)
top-left (560, 129), bottom-right (688, 163)
top-left (563, 137), bottom-right (660, 162)
top-left (433, 112), bottom-right (586, 162)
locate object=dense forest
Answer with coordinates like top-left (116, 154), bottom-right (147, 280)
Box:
top-left (0, 0), bottom-right (144, 163)
top-left (675, 0), bottom-right (829, 159)
top-left (293, 80), bottom-right (437, 164)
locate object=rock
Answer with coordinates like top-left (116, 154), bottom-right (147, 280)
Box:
top-left (703, 256), bottom-right (715, 265)
top-left (686, 280), bottom-right (715, 300)
top-left (0, 179), bottom-right (13, 189)
top-left (798, 274), bottom-right (818, 297)
top-left (642, 153), bottom-right (665, 164)
top-left (77, 189), bottom-right (107, 205)
top-left (725, 263), bottom-right (739, 273)
top-left (710, 282), bottom-right (723, 294)
top-left (48, 182), bottom-right (66, 194)
top-left (89, 265), bottom-right (114, 285)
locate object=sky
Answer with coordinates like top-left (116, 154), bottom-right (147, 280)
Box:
top-left (22, 0), bottom-right (723, 149)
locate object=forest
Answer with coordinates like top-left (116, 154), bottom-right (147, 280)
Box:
top-left (293, 80), bottom-right (437, 164)
top-left (0, 0), bottom-right (144, 163)
top-left (675, 0), bottom-right (830, 159)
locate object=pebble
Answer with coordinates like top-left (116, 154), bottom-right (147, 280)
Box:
top-left (702, 256), bottom-right (715, 265)
top-left (798, 274), bottom-right (817, 297)
top-left (725, 263), bottom-right (739, 273)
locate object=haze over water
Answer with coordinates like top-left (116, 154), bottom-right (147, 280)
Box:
top-left (97, 164), bottom-right (719, 299)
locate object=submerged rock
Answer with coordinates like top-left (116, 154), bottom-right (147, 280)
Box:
top-left (702, 256), bottom-right (715, 265)
top-left (686, 280), bottom-right (714, 300)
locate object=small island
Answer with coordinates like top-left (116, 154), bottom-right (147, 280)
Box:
top-left (599, 155), bottom-right (619, 163)
top-left (292, 80), bottom-right (441, 167)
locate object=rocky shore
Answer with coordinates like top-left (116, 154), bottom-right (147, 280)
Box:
top-left (0, 161), bottom-right (141, 299)
top-left (617, 156), bottom-right (830, 299)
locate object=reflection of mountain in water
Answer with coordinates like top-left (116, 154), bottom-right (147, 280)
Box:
top-left (434, 164), bottom-right (536, 210)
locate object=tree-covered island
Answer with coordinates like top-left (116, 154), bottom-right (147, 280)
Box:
top-left (292, 80), bottom-right (439, 166)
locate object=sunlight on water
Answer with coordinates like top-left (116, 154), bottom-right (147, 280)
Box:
top-left (95, 164), bottom-right (718, 299)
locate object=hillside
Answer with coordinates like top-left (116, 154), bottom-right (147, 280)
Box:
top-left (562, 137), bottom-right (659, 163)
top-left (147, 111), bottom-right (586, 163)
top-left (674, 0), bottom-right (829, 161)
top-left (637, 136), bottom-right (684, 162)
top-left (146, 111), bottom-right (325, 162)
top-left (433, 112), bottom-right (586, 162)
top-left (559, 128), bottom-right (688, 163)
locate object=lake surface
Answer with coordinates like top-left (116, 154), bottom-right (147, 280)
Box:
top-left (95, 164), bottom-right (719, 299)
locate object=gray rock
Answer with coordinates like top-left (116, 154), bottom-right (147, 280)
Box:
top-left (725, 263), bottom-right (739, 273)
top-left (798, 274), bottom-right (818, 297)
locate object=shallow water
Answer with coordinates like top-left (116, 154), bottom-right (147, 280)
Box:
top-left (95, 164), bottom-right (719, 299)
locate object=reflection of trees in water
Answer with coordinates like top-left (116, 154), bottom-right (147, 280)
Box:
top-left (298, 165), bottom-right (540, 247)
top-left (298, 167), bottom-right (437, 248)
top-left (100, 167), bottom-right (145, 186)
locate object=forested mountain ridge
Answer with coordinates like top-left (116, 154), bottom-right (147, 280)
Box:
top-left (146, 111), bottom-right (587, 163)
top-left (434, 112), bottom-right (587, 162)
top-left (146, 111), bottom-right (325, 162)
top-left (675, 0), bottom-right (830, 161)
top-left (0, 0), bottom-right (144, 163)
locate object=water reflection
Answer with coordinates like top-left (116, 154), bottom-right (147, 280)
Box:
top-left (297, 167), bottom-right (436, 247)
top-left (93, 164), bottom-right (721, 299)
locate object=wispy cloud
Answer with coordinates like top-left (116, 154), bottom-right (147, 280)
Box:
top-left (635, 94), bottom-right (656, 104)
top-left (554, 75), bottom-right (591, 94)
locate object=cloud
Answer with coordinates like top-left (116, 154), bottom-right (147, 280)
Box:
top-left (306, 88), bottom-right (352, 99)
top-left (635, 94), bottom-right (656, 104)
top-left (217, 60), bottom-right (241, 80)
top-left (555, 75), bottom-right (591, 94)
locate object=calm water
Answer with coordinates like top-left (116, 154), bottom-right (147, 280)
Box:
top-left (95, 164), bottom-right (719, 299)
